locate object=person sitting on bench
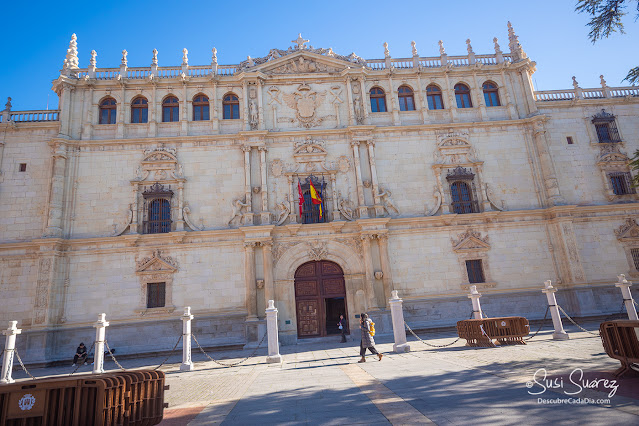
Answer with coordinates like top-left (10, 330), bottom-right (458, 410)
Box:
top-left (72, 342), bottom-right (88, 366)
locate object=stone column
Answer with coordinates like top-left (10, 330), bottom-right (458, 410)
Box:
top-left (175, 182), bottom-right (185, 231)
top-left (244, 242), bottom-right (258, 320)
top-left (532, 120), bottom-right (564, 206)
top-left (242, 145), bottom-right (253, 225)
top-left (287, 175), bottom-right (297, 224)
top-left (1, 321), bottom-right (21, 384)
top-left (257, 80), bottom-right (265, 130)
top-left (359, 78), bottom-right (369, 124)
top-left (116, 84), bottom-right (125, 138)
top-left (542, 280), bottom-right (569, 340)
top-left (376, 234), bottom-right (393, 305)
top-left (259, 147), bottom-right (270, 224)
top-left (416, 73), bottom-right (429, 124)
top-left (351, 141), bottom-right (368, 218)
top-left (242, 82), bottom-right (249, 130)
top-left (361, 235), bottom-right (379, 311)
top-left (262, 241), bottom-right (275, 304)
top-left (44, 141), bottom-right (68, 238)
top-left (468, 285), bottom-right (483, 320)
top-left (265, 300), bottom-right (282, 363)
top-left (389, 291), bottom-right (410, 353)
top-left (330, 174), bottom-right (339, 221)
top-left (366, 141), bottom-right (384, 217)
top-left (387, 74), bottom-right (399, 125)
top-left (345, 77), bottom-right (355, 126)
top-left (616, 274), bottom-right (639, 321)
top-left (130, 185), bottom-right (139, 233)
top-left (180, 306), bottom-right (194, 371)
top-left (92, 313), bottom-right (109, 374)
top-left (0, 140), bottom-right (5, 178)
top-left (150, 83), bottom-right (157, 137)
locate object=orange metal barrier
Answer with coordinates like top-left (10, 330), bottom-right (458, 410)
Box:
top-left (599, 320), bottom-right (639, 377)
top-left (457, 317), bottom-right (530, 347)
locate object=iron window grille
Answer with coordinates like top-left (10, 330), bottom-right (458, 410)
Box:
top-left (466, 259), bottom-right (485, 284)
top-left (300, 176), bottom-right (326, 224)
top-left (631, 248), bottom-right (639, 271)
top-left (609, 172), bottom-right (635, 195)
top-left (446, 167), bottom-right (480, 214)
top-left (147, 282), bottom-right (166, 308)
top-left (592, 109), bottom-right (621, 143)
top-left (142, 183), bottom-right (174, 234)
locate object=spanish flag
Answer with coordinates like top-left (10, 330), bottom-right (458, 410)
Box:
top-left (309, 180), bottom-right (323, 219)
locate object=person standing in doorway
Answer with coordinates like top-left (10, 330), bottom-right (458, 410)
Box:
top-left (359, 313), bottom-right (382, 362)
top-left (338, 314), bottom-right (347, 343)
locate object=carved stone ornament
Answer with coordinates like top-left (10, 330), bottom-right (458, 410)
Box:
top-left (282, 84), bottom-right (327, 128)
top-left (256, 279), bottom-right (265, 289)
top-left (451, 230), bottom-right (490, 252)
top-left (615, 218), bottom-right (639, 240)
top-left (133, 146), bottom-right (184, 183)
top-left (596, 142), bottom-right (629, 165)
top-left (293, 136), bottom-right (328, 164)
top-left (374, 271), bottom-right (384, 280)
top-left (434, 130), bottom-right (479, 165)
top-left (337, 156), bottom-right (351, 173)
top-left (308, 240), bottom-right (328, 261)
top-left (136, 250), bottom-right (178, 274)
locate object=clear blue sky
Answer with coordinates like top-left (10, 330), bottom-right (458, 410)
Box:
top-left (1, 0), bottom-right (637, 111)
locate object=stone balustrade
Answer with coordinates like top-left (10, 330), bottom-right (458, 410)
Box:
top-left (535, 86), bottom-right (639, 102)
top-left (0, 110), bottom-right (59, 123)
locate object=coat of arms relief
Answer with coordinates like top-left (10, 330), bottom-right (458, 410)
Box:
top-left (281, 84), bottom-right (329, 128)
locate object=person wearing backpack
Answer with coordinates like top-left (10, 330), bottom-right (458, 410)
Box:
top-left (359, 313), bottom-right (382, 362)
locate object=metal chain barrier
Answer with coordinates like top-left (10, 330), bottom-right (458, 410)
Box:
top-left (104, 340), bottom-right (126, 371)
top-left (481, 309), bottom-right (490, 318)
top-left (14, 348), bottom-right (36, 380)
top-left (603, 302), bottom-right (626, 322)
top-left (557, 305), bottom-right (600, 336)
top-left (154, 334), bottom-right (182, 371)
top-left (403, 310), bottom-right (473, 349)
top-left (524, 306), bottom-right (550, 341)
top-left (69, 341), bottom-right (95, 376)
top-left (192, 331), bottom-right (267, 367)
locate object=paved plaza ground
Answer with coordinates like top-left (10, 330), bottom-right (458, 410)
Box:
top-left (8, 319), bottom-right (639, 425)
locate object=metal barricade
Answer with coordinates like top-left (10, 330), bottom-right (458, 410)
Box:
top-left (457, 316), bottom-right (530, 347)
top-left (599, 320), bottom-right (639, 377)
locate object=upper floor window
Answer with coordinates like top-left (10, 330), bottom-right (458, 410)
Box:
top-left (592, 109), bottom-right (621, 143)
top-left (131, 96), bottom-right (148, 123)
top-left (466, 259), bottom-right (486, 283)
top-left (609, 172), bottom-right (635, 196)
top-left (370, 87), bottom-right (387, 113)
top-left (482, 82), bottom-right (501, 107)
top-left (454, 84), bottom-right (472, 108)
top-left (146, 282), bottom-right (166, 308)
top-left (162, 96), bottom-right (179, 122)
top-left (142, 183), bottom-right (174, 233)
top-left (447, 166), bottom-right (479, 214)
top-left (426, 85), bottom-right (444, 110)
top-left (223, 93), bottom-right (240, 119)
top-left (398, 85), bottom-right (415, 111)
top-left (299, 177), bottom-right (326, 224)
top-left (193, 94), bottom-right (210, 121)
top-left (99, 97), bottom-right (117, 124)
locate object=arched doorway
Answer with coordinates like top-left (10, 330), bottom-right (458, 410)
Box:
top-left (295, 260), bottom-right (348, 338)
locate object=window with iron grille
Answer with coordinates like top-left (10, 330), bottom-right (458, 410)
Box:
top-left (631, 249), bottom-right (639, 271)
top-left (446, 167), bottom-right (479, 214)
top-left (592, 109), bottom-right (621, 143)
top-left (466, 260), bottom-right (485, 284)
top-left (142, 183), bottom-right (174, 234)
top-left (609, 172), bottom-right (635, 195)
top-left (299, 176), bottom-right (326, 224)
top-left (146, 282), bottom-right (166, 308)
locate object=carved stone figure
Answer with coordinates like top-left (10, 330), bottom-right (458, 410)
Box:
top-left (211, 48), bottom-right (218, 66)
top-left (411, 41), bottom-right (417, 57)
top-left (377, 186), bottom-right (400, 216)
top-left (152, 49), bottom-right (158, 66)
top-left (229, 197), bottom-right (250, 225)
top-left (383, 42), bottom-right (390, 58)
top-left (338, 192), bottom-right (354, 221)
top-left (121, 50), bottom-right (128, 67)
top-left (182, 48), bottom-right (189, 66)
top-left (438, 40), bottom-right (445, 55)
top-left (426, 187), bottom-right (442, 216)
top-left (275, 195), bottom-right (291, 225)
top-left (249, 99), bottom-right (259, 130)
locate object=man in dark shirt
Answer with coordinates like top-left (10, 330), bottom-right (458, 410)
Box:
top-left (73, 342), bottom-right (88, 366)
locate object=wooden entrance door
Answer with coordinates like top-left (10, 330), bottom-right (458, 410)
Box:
top-left (295, 261), bottom-right (347, 338)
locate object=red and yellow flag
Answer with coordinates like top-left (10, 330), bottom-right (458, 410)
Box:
top-left (298, 180), bottom-right (304, 216)
top-left (309, 181), bottom-right (323, 219)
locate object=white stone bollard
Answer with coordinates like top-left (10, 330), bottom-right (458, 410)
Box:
top-left (389, 290), bottom-right (410, 353)
top-left (1, 321), bottom-right (22, 384)
top-left (468, 285), bottom-right (483, 320)
top-left (615, 274), bottom-right (639, 321)
top-left (542, 280), bottom-right (569, 340)
top-left (180, 306), bottom-right (195, 371)
top-left (265, 300), bottom-right (282, 364)
top-left (92, 313), bottom-right (109, 374)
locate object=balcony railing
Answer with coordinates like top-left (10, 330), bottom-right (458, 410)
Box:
top-left (535, 86), bottom-right (639, 102)
top-left (1, 110), bottom-right (60, 123)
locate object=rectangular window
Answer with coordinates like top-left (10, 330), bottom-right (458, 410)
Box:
top-left (466, 260), bottom-right (485, 284)
top-left (631, 249), bottom-right (639, 271)
top-left (595, 123), bottom-right (611, 143)
top-left (566, 136), bottom-right (574, 145)
top-left (19, 163), bottom-right (27, 172)
top-left (147, 282), bottom-right (166, 308)
top-left (609, 172), bottom-right (635, 195)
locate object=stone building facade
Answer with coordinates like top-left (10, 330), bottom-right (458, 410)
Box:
top-left (1, 26), bottom-right (639, 363)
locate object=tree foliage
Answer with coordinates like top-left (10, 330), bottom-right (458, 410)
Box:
top-left (576, 0), bottom-right (639, 84)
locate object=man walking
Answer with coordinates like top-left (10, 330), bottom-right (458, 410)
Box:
top-left (359, 313), bottom-right (382, 362)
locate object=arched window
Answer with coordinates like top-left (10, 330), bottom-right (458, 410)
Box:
top-left (193, 94), bottom-right (210, 121)
top-left (223, 93), bottom-right (240, 119)
top-left (450, 181), bottom-right (477, 214)
top-left (426, 85), bottom-right (444, 110)
top-left (162, 96), bottom-right (179, 122)
top-left (482, 82), bottom-right (501, 107)
top-left (99, 97), bottom-right (117, 124)
top-left (131, 96), bottom-right (148, 123)
top-left (370, 87), bottom-right (387, 113)
top-left (454, 84), bottom-right (472, 108)
top-left (147, 199), bottom-right (172, 233)
top-left (398, 85), bottom-right (415, 111)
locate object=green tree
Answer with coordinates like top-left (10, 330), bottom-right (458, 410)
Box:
top-left (576, 0), bottom-right (639, 84)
